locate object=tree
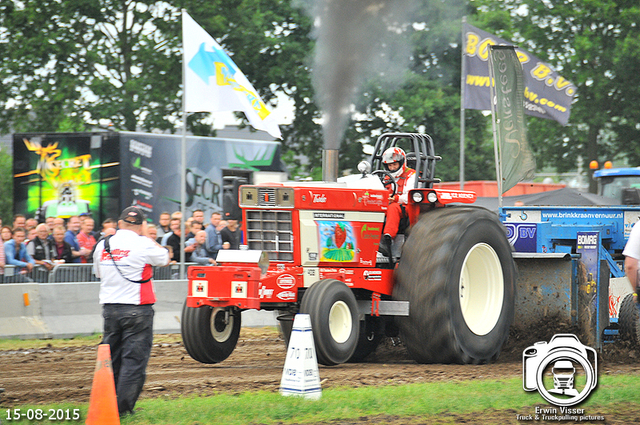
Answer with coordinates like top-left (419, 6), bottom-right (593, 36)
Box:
top-left (475, 0), bottom-right (640, 191)
top-left (0, 0), bottom-right (501, 182)
top-left (0, 147), bottom-right (13, 222)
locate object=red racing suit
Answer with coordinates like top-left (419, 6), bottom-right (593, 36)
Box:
top-left (383, 167), bottom-right (416, 238)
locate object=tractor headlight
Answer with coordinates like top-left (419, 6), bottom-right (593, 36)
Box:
top-left (426, 192), bottom-right (438, 203)
top-left (411, 191), bottom-right (424, 203)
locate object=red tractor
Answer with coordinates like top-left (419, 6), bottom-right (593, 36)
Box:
top-left (181, 133), bottom-right (516, 365)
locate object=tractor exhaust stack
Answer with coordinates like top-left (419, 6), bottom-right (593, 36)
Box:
top-left (322, 149), bottom-right (339, 182)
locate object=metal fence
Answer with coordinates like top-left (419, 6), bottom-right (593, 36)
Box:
top-left (0, 263), bottom-right (198, 284)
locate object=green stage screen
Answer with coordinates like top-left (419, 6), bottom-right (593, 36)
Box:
top-left (13, 132), bottom-right (121, 224)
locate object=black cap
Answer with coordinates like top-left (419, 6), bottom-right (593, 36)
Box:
top-left (119, 206), bottom-right (145, 225)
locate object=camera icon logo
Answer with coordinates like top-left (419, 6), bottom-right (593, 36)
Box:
top-left (523, 334), bottom-right (597, 406)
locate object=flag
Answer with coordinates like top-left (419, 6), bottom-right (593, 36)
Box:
top-left (489, 45), bottom-right (535, 194)
top-left (463, 22), bottom-right (575, 126)
top-left (182, 10), bottom-right (282, 139)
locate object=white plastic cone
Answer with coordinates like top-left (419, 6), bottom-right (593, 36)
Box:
top-left (279, 314), bottom-right (322, 399)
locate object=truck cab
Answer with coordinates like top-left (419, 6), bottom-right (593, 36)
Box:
top-left (593, 167), bottom-right (640, 204)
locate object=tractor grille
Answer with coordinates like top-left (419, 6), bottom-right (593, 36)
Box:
top-left (245, 210), bottom-right (294, 261)
top-left (258, 188), bottom-right (277, 206)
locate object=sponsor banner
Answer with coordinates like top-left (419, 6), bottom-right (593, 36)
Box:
top-left (489, 45), bottom-right (536, 194)
top-left (463, 22), bottom-right (575, 126)
top-left (276, 274), bottom-right (296, 290)
top-left (505, 223), bottom-right (537, 253)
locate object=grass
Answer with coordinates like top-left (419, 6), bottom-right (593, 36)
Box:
top-left (2, 374), bottom-right (638, 425)
top-left (0, 333), bottom-right (104, 351)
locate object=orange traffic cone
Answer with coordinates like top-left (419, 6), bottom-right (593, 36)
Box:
top-left (86, 344), bottom-right (120, 425)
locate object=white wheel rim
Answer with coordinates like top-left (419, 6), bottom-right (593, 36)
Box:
top-left (329, 300), bottom-right (352, 344)
top-left (210, 308), bottom-right (233, 343)
top-left (459, 243), bottom-right (504, 336)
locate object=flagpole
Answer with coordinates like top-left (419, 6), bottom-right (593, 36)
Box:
top-left (180, 9), bottom-right (188, 279)
top-left (459, 16), bottom-right (466, 191)
top-left (488, 46), bottom-right (503, 209)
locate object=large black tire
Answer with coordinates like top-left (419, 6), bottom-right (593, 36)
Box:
top-left (300, 279), bottom-right (360, 366)
top-left (348, 315), bottom-right (382, 362)
top-left (618, 293), bottom-right (640, 345)
top-left (181, 302), bottom-right (241, 364)
top-left (394, 206), bottom-right (516, 364)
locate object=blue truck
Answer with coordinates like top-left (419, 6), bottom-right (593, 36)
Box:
top-left (593, 167), bottom-right (640, 205)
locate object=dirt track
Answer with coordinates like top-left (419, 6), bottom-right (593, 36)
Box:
top-left (1, 327), bottom-right (640, 409)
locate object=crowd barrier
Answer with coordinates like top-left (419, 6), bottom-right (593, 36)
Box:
top-left (0, 264), bottom-right (277, 339)
top-left (0, 263), bottom-right (199, 284)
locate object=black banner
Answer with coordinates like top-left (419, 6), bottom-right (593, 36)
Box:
top-left (463, 23), bottom-right (575, 126)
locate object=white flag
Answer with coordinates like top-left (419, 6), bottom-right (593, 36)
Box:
top-left (182, 10), bottom-right (282, 139)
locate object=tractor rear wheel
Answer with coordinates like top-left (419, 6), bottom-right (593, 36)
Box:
top-left (300, 279), bottom-right (360, 366)
top-left (618, 293), bottom-right (640, 345)
top-left (181, 302), bottom-right (241, 364)
top-left (394, 206), bottom-right (516, 364)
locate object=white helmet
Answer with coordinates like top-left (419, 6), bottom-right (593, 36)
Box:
top-left (382, 147), bottom-right (406, 179)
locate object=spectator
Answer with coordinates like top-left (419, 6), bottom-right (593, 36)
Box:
top-left (165, 219), bottom-right (183, 262)
top-left (186, 220), bottom-right (203, 240)
top-left (13, 214), bottom-right (26, 229)
top-left (27, 224), bottom-right (55, 271)
top-left (184, 220), bottom-right (203, 259)
top-left (51, 225), bottom-right (75, 263)
top-left (0, 229), bottom-right (5, 282)
top-left (146, 224), bottom-right (158, 241)
top-left (164, 245), bottom-right (176, 264)
top-left (45, 216), bottom-right (56, 234)
top-left (26, 217), bottom-right (38, 229)
top-left (91, 227), bottom-right (116, 259)
top-left (184, 219), bottom-right (193, 240)
top-left (65, 216), bottom-right (87, 263)
top-left (53, 217), bottom-right (65, 228)
top-left (77, 218), bottom-right (97, 263)
top-left (205, 212), bottom-right (223, 258)
top-left (25, 226), bottom-right (37, 245)
top-left (191, 209), bottom-right (205, 227)
top-left (221, 219), bottom-right (242, 250)
top-left (100, 218), bottom-right (118, 238)
top-left (188, 230), bottom-right (216, 265)
top-left (155, 212), bottom-right (171, 240)
top-left (1, 226), bottom-right (13, 243)
top-left (218, 220), bottom-right (229, 249)
top-left (171, 211), bottom-right (182, 221)
top-left (5, 227), bottom-right (35, 281)
top-left (161, 218), bottom-right (176, 246)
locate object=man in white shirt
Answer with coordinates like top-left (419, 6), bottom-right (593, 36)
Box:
top-left (623, 220), bottom-right (640, 306)
top-left (93, 206), bottom-right (170, 416)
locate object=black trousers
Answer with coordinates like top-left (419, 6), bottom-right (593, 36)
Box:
top-left (102, 303), bottom-right (154, 416)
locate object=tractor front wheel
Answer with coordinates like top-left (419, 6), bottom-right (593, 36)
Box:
top-left (181, 302), bottom-right (241, 364)
top-left (394, 206), bottom-right (516, 364)
top-left (300, 279), bottom-right (360, 366)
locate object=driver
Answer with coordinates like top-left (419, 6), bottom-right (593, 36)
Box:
top-left (379, 147), bottom-right (416, 257)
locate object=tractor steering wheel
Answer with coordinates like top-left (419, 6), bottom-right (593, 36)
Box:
top-left (371, 170), bottom-right (398, 198)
